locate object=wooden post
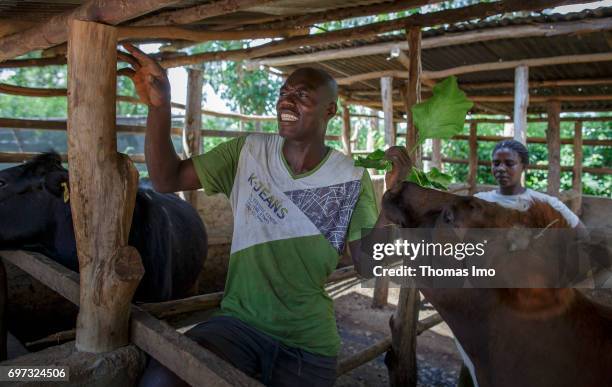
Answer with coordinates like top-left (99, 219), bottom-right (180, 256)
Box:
top-left (386, 26), bottom-right (422, 387)
top-left (374, 78), bottom-right (394, 309)
top-left (430, 139), bottom-right (442, 169)
top-left (183, 68), bottom-right (203, 207)
top-left (367, 112), bottom-right (377, 152)
top-left (67, 20), bottom-right (143, 353)
top-left (546, 100), bottom-right (561, 196)
top-left (468, 122), bottom-right (478, 195)
top-left (381, 76), bottom-right (395, 146)
top-left (571, 121), bottom-right (583, 214)
top-left (404, 27), bottom-right (422, 167)
top-left (341, 103), bottom-right (352, 157)
top-left (513, 65), bottom-right (529, 145)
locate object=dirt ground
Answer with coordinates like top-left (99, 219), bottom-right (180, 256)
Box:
top-left (332, 281), bottom-right (462, 387)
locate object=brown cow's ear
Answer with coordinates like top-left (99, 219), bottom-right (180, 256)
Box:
top-left (498, 288), bottom-right (576, 319)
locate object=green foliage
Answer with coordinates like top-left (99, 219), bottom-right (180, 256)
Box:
top-left (412, 76), bottom-right (473, 141)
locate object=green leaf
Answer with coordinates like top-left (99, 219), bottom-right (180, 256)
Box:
top-left (411, 76), bottom-right (473, 140)
top-left (426, 167), bottom-right (452, 187)
top-left (354, 149), bottom-right (391, 171)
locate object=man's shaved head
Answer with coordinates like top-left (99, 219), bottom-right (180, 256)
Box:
top-left (276, 67), bottom-right (338, 141)
top-left (286, 67), bottom-right (338, 103)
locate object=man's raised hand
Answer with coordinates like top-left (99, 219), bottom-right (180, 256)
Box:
top-left (118, 43), bottom-right (170, 108)
top-left (384, 146), bottom-right (412, 188)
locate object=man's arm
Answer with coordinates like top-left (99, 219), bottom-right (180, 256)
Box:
top-left (120, 44), bottom-right (200, 193)
top-left (348, 146), bottom-right (412, 273)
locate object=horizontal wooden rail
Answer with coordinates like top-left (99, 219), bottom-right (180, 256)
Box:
top-left (0, 152), bottom-right (146, 164)
top-left (419, 156), bottom-right (612, 175)
top-left (449, 134), bottom-right (610, 147)
top-left (337, 312), bottom-right (444, 375)
top-left (0, 118), bottom-right (341, 142)
top-left (0, 250), bottom-right (261, 386)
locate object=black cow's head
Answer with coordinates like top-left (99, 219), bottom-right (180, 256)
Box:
top-left (0, 152), bottom-right (70, 247)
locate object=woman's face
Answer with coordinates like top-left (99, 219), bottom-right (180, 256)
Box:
top-left (492, 148), bottom-right (524, 189)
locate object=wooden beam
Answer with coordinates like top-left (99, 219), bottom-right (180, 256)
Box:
top-left (0, 0), bottom-right (179, 61)
top-left (262, 0), bottom-right (441, 30)
top-left (158, 0), bottom-right (585, 68)
top-left (0, 56), bottom-right (67, 68)
top-left (183, 68), bottom-right (204, 207)
top-left (381, 77), bottom-right (395, 147)
top-left (117, 26), bottom-right (305, 41)
top-left (0, 250), bottom-right (260, 386)
top-left (430, 139), bottom-right (442, 169)
top-left (425, 52), bottom-right (612, 81)
top-left (67, 20), bottom-right (143, 353)
top-left (246, 17), bottom-right (612, 69)
top-left (404, 27), bottom-right (422, 166)
top-left (547, 100), bottom-right (562, 196)
top-left (131, 0), bottom-right (276, 26)
top-left (341, 104), bottom-right (352, 157)
top-left (468, 122), bottom-right (478, 195)
top-left (514, 65), bottom-right (529, 145)
top-left (461, 77), bottom-right (612, 91)
top-left (337, 52), bottom-right (612, 86)
top-left (0, 20), bottom-right (36, 39)
top-left (389, 287), bottom-right (420, 387)
top-left (571, 121), bottom-right (583, 215)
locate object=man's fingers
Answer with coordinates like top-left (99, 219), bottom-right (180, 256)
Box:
top-left (117, 68), bottom-right (136, 78)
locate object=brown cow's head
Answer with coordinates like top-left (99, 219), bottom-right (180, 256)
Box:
top-left (382, 181), bottom-right (511, 229)
top-left (382, 181), bottom-right (579, 318)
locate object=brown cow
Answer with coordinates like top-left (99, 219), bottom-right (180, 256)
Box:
top-left (381, 181), bottom-right (612, 387)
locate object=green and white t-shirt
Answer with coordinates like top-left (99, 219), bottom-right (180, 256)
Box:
top-left (192, 133), bottom-right (378, 356)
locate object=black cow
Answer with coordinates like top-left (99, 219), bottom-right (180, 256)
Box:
top-left (0, 152), bottom-right (207, 303)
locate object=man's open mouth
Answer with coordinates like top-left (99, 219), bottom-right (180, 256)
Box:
top-left (280, 112), bottom-right (299, 122)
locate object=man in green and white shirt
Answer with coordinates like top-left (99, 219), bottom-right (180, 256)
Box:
top-left (122, 43), bottom-right (411, 387)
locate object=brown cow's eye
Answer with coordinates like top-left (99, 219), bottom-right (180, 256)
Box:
top-left (0, 180), bottom-right (6, 188)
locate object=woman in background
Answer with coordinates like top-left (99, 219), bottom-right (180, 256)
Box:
top-left (457, 139), bottom-right (586, 387)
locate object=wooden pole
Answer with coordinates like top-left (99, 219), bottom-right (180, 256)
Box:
top-left (571, 121), bottom-right (583, 215)
top-left (404, 27), bottom-right (422, 167)
top-left (468, 122), bottom-right (478, 195)
top-left (341, 103), bottom-right (352, 157)
top-left (381, 77), bottom-right (395, 146)
top-left (431, 139), bottom-right (442, 169)
top-left (67, 20), bottom-right (143, 353)
top-left (513, 65), bottom-right (529, 145)
top-left (373, 77), bottom-right (394, 307)
top-left (183, 68), bottom-right (204, 207)
top-left (546, 100), bottom-right (562, 196)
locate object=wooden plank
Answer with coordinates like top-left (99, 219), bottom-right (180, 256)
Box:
top-left (67, 20), bottom-right (143, 353)
top-left (117, 26), bottom-right (305, 41)
top-left (571, 121), bottom-right (583, 215)
top-left (381, 77), bottom-right (395, 147)
top-left (183, 68), bottom-right (204, 207)
top-left (547, 100), bottom-right (562, 196)
top-left (341, 104), bottom-right (352, 157)
top-left (514, 66), bottom-right (529, 145)
top-left (0, 0), bottom-right (179, 61)
top-left (140, 292), bottom-right (224, 320)
top-left (404, 27), bottom-right (422, 167)
top-left (389, 287), bottom-right (420, 387)
top-left (158, 0), bottom-right (584, 68)
top-left (467, 122), bottom-right (478, 195)
top-left (0, 250), bottom-right (260, 386)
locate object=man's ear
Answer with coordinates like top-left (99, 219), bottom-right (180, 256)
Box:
top-left (44, 171), bottom-right (69, 201)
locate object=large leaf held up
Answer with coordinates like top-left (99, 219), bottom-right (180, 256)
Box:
top-left (411, 76), bottom-right (473, 140)
top-left (354, 149), bottom-right (392, 171)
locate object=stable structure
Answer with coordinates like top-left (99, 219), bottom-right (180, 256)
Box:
top-left (0, 1), bottom-right (611, 386)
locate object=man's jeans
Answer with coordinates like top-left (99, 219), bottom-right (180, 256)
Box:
top-left (139, 316), bottom-right (337, 387)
